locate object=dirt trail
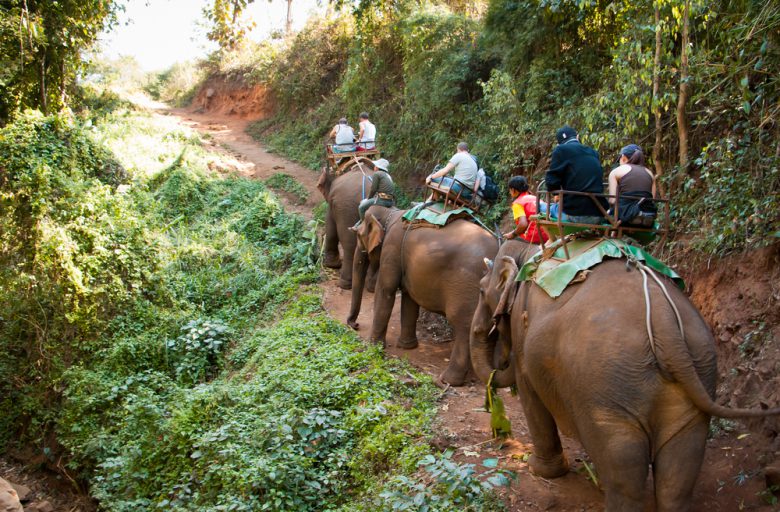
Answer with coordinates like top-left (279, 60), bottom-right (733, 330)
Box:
top-left (160, 106), bottom-right (778, 511)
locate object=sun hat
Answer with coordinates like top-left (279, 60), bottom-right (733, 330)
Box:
top-left (555, 125), bottom-right (578, 144)
top-left (372, 158), bottom-right (390, 172)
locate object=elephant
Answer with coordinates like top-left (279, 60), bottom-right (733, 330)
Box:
top-left (352, 206), bottom-right (499, 386)
top-left (317, 158), bottom-right (377, 289)
top-left (470, 239), bottom-right (780, 511)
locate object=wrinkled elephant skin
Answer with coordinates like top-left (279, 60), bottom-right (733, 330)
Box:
top-left (357, 210), bottom-right (499, 386)
top-left (470, 240), bottom-right (780, 511)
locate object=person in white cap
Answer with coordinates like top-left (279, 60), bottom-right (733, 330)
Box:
top-left (353, 158), bottom-right (394, 228)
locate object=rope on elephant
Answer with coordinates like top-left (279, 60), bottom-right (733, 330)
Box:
top-left (632, 258), bottom-right (685, 358)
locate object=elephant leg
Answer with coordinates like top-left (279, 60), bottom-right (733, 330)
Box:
top-left (515, 375), bottom-right (568, 478)
top-left (652, 418), bottom-right (708, 512)
top-left (335, 219), bottom-right (355, 290)
top-left (323, 208), bottom-right (341, 269)
top-left (584, 426), bottom-right (650, 512)
top-left (370, 270), bottom-right (400, 348)
top-left (398, 291), bottom-right (419, 349)
top-left (439, 304), bottom-right (472, 386)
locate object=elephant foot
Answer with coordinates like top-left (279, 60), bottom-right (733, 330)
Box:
top-left (347, 318), bottom-right (359, 330)
top-left (323, 254), bottom-right (341, 269)
top-left (337, 279), bottom-right (352, 290)
top-left (370, 337), bottom-right (387, 350)
top-left (529, 453), bottom-right (569, 479)
top-left (438, 366), bottom-right (467, 387)
top-left (366, 283), bottom-right (375, 293)
top-left (397, 338), bottom-right (418, 349)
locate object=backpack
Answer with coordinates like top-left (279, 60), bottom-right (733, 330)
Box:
top-left (480, 172), bottom-right (499, 202)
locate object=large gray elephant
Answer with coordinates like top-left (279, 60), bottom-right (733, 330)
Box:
top-left (353, 206), bottom-right (499, 386)
top-left (317, 159), bottom-right (376, 289)
top-left (470, 239), bottom-right (780, 511)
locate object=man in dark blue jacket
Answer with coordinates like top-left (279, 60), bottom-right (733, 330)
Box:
top-left (544, 126), bottom-right (607, 224)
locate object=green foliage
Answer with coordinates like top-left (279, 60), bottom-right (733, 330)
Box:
top-left (377, 450), bottom-right (511, 512)
top-left (145, 61), bottom-right (207, 107)
top-left (203, 0), bottom-right (258, 52)
top-left (757, 484), bottom-right (779, 506)
top-left (265, 172), bottom-right (311, 204)
top-left (166, 318), bottom-right (232, 385)
top-left (1, 95), bottom-right (455, 511)
top-left (270, 16), bottom-right (354, 114)
top-left (238, 0), bottom-right (780, 255)
top-left (0, 1), bottom-right (122, 122)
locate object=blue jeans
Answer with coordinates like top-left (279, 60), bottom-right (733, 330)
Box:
top-left (430, 176), bottom-right (472, 199)
top-left (539, 203), bottom-right (603, 224)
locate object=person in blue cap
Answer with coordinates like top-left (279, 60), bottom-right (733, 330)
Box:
top-left (544, 125), bottom-right (607, 224)
top-left (608, 144), bottom-right (657, 226)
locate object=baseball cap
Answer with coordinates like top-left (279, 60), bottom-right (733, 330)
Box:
top-left (556, 125), bottom-right (578, 144)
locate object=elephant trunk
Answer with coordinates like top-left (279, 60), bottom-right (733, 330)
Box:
top-left (347, 245), bottom-right (369, 329)
top-left (470, 301), bottom-right (514, 388)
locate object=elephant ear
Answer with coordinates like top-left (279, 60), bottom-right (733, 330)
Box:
top-left (317, 167), bottom-right (331, 198)
top-left (493, 256), bottom-right (519, 318)
top-left (364, 213), bottom-right (385, 254)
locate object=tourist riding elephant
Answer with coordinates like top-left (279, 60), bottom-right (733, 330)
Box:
top-left (354, 208), bottom-right (499, 386)
top-left (317, 159), bottom-right (377, 289)
top-left (470, 239), bottom-right (780, 512)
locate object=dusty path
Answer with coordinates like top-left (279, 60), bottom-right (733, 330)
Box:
top-left (159, 106), bottom-right (778, 512)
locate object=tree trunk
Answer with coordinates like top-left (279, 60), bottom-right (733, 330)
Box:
top-left (59, 58), bottom-right (67, 107)
top-left (652, 2), bottom-right (665, 196)
top-left (285, 0), bottom-right (293, 35)
top-left (39, 52), bottom-right (46, 113)
top-left (676, 0), bottom-right (690, 171)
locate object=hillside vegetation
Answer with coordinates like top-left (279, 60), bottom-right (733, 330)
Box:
top-left (0, 93), bottom-right (510, 509)
top-left (176, 0), bottom-right (779, 259)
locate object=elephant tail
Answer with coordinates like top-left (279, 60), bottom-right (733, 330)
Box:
top-left (648, 273), bottom-right (780, 419)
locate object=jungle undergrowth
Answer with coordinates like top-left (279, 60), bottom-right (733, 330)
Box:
top-left (0, 88), bottom-right (509, 511)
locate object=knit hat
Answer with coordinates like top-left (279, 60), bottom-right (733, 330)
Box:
top-left (372, 158), bottom-right (390, 172)
top-left (556, 125), bottom-right (578, 144)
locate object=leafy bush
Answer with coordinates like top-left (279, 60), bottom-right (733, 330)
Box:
top-left (265, 172), bottom-right (310, 204)
top-left (166, 318), bottom-right (232, 385)
top-left (378, 450), bottom-right (511, 512)
top-left (1, 97), bottom-right (459, 511)
top-left (146, 61), bottom-right (207, 106)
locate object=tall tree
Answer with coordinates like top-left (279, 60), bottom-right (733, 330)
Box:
top-left (676, 0), bottom-right (690, 170)
top-left (204, 0), bottom-right (295, 51)
top-left (652, 1), bottom-right (664, 195)
top-left (0, 0), bottom-right (121, 121)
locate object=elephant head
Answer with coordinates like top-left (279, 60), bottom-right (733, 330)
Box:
top-left (470, 252), bottom-right (519, 388)
top-left (355, 212), bottom-right (386, 257)
top-left (347, 209), bottom-right (395, 330)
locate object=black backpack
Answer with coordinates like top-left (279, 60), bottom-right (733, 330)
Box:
top-left (481, 173), bottom-right (499, 202)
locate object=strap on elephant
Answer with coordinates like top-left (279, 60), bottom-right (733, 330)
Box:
top-left (619, 246), bottom-right (685, 358)
top-left (329, 155), bottom-right (375, 178)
